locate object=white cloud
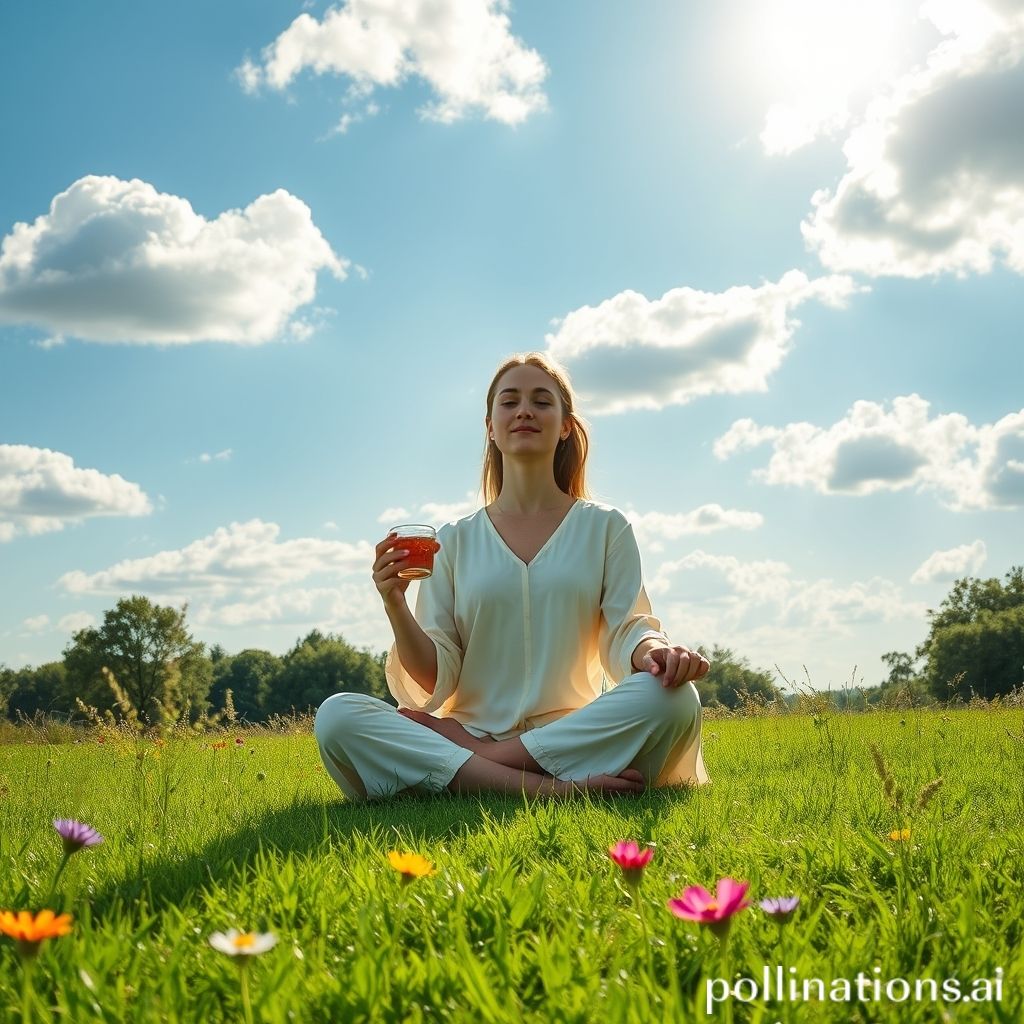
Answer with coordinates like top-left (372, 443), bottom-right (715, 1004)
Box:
top-left (239, 0), bottom-right (548, 127)
top-left (58, 612), bottom-right (97, 634)
top-left (802, 2), bottom-right (1024, 277)
top-left (625, 505), bottom-right (764, 550)
top-left (648, 548), bottom-right (924, 639)
top-left (192, 582), bottom-right (371, 630)
top-left (326, 99), bottom-right (381, 137)
top-left (15, 611), bottom-right (95, 639)
top-left (911, 539), bottom-right (988, 583)
top-left (0, 445), bottom-right (152, 541)
top-left (198, 450), bottom-right (233, 463)
top-left (714, 395), bottom-right (1024, 510)
top-left (377, 506), bottom-right (411, 524)
top-left (376, 493), bottom-right (482, 530)
top-left (50, 518), bottom-right (423, 655)
top-left (0, 176), bottom-right (347, 345)
top-left (58, 519), bottom-right (374, 599)
top-left (545, 271), bottom-right (864, 415)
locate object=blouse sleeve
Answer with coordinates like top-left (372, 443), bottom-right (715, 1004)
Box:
top-left (384, 527), bottom-right (463, 713)
top-left (598, 521), bottom-right (671, 683)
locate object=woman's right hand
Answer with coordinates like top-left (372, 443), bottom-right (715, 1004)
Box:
top-left (372, 533), bottom-right (440, 610)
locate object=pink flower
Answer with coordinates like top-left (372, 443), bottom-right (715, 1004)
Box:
top-left (608, 841), bottom-right (654, 888)
top-left (667, 878), bottom-right (751, 938)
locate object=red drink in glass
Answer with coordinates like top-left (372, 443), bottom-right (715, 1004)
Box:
top-left (390, 524), bottom-right (437, 579)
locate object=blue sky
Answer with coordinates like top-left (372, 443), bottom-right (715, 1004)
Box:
top-left (2, 0), bottom-right (1022, 693)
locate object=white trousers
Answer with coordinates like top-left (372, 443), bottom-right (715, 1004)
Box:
top-left (314, 672), bottom-right (710, 802)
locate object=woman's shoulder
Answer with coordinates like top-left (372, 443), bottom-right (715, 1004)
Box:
top-left (571, 498), bottom-right (634, 539)
top-left (435, 505), bottom-right (489, 542)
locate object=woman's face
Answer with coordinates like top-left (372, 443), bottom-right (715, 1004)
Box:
top-left (488, 364), bottom-right (568, 454)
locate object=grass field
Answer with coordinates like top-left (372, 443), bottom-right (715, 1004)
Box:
top-left (1, 704), bottom-right (1022, 1022)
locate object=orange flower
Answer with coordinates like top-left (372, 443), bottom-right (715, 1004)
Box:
top-left (211, 740), bottom-right (228, 750)
top-left (387, 851), bottom-right (435, 884)
top-left (0, 910), bottom-right (73, 956)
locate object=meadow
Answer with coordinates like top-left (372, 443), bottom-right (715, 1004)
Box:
top-left (1, 701), bottom-right (1022, 1023)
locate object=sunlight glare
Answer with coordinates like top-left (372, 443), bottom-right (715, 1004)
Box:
top-left (743, 0), bottom-right (906, 155)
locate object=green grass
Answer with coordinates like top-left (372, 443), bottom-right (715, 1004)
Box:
top-left (1, 707), bottom-right (1023, 1022)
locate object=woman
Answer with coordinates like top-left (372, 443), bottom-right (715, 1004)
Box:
top-left (315, 352), bottom-right (711, 801)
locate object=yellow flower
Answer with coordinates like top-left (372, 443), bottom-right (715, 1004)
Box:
top-left (387, 851), bottom-right (435, 883)
top-left (0, 910), bottom-right (73, 956)
top-left (888, 828), bottom-right (912, 841)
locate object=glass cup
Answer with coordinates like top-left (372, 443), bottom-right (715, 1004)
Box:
top-left (390, 524), bottom-right (437, 580)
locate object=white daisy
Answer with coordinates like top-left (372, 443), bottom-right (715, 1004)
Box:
top-left (208, 930), bottom-right (278, 957)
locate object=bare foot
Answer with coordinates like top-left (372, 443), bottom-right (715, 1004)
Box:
top-left (398, 708), bottom-right (487, 750)
top-left (560, 768), bottom-right (646, 798)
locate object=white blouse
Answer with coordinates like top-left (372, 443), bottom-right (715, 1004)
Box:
top-left (385, 499), bottom-right (674, 741)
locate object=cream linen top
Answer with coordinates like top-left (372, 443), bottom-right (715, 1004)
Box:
top-left (385, 499), bottom-right (673, 741)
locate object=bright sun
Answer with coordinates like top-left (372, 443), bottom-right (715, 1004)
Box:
top-left (739, 0), bottom-right (910, 155)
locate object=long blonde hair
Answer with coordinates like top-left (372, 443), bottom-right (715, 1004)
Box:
top-left (480, 352), bottom-right (593, 505)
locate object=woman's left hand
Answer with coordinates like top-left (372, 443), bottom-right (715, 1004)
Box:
top-left (642, 645), bottom-right (710, 688)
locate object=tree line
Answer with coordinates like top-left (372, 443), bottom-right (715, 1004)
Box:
top-left (1, 596), bottom-right (391, 725)
top-left (2, 568), bottom-right (1020, 724)
top-left (877, 566), bottom-right (1024, 704)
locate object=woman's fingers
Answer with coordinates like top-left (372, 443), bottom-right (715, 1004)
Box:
top-left (663, 650), bottom-right (711, 686)
top-left (372, 536), bottom-right (409, 572)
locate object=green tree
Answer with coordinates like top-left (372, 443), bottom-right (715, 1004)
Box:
top-left (0, 664), bottom-right (12, 717)
top-left (917, 567), bottom-right (1024, 701)
top-left (3, 662), bottom-right (68, 719)
top-left (62, 595), bottom-right (210, 722)
top-left (695, 645), bottom-right (781, 709)
top-left (209, 649), bottom-right (283, 722)
top-left (268, 630), bottom-right (391, 714)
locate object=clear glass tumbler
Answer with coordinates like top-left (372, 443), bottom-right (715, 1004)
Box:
top-left (390, 524), bottom-right (437, 580)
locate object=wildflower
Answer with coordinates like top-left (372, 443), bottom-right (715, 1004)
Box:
top-left (209, 930), bottom-right (278, 957)
top-left (667, 878), bottom-right (751, 938)
top-left (53, 819), bottom-right (103, 855)
top-left (388, 851), bottom-right (435, 884)
top-left (235, 737), bottom-right (245, 746)
top-left (888, 828), bottom-right (911, 841)
top-left (49, 820), bottom-right (103, 899)
top-left (759, 896), bottom-right (800, 923)
top-left (0, 910), bottom-right (73, 957)
top-left (209, 930), bottom-right (276, 1024)
top-left (212, 740), bottom-right (228, 750)
top-left (608, 841), bottom-right (654, 889)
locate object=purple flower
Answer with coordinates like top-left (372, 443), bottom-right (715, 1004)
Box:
top-left (760, 896), bottom-right (800, 923)
top-left (53, 819), bottom-right (103, 855)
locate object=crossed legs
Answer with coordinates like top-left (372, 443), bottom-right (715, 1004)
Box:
top-left (315, 677), bottom-right (704, 803)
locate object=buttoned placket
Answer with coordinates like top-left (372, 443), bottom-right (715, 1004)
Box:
top-left (517, 565), bottom-right (532, 731)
